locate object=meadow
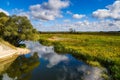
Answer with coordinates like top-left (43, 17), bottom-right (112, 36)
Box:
top-left (39, 32), bottom-right (120, 80)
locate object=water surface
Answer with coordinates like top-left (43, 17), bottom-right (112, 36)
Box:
top-left (0, 41), bottom-right (105, 80)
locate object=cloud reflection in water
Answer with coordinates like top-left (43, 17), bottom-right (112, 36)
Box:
top-left (2, 73), bottom-right (17, 80)
top-left (25, 41), bottom-right (69, 68)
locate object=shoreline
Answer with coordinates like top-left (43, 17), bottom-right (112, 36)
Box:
top-left (0, 48), bottom-right (30, 59)
top-left (17, 48), bottom-right (30, 55)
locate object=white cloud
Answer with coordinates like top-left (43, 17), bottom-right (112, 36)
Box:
top-left (93, 1), bottom-right (120, 20)
top-left (18, 12), bottom-right (30, 19)
top-left (46, 0), bottom-right (69, 10)
top-left (73, 14), bottom-right (86, 19)
top-left (12, 8), bottom-right (23, 13)
top-left (8, 0), bottom-right (119, 32)
top-left (63, 19), bottom-right (71, 22)
top-left (92, 9), bottom-right (110, 19)
top-left (38, 20), bottom-right (120, 31)
top-left (0, 8), bottom-right (9, 15)
top-left (11, 8), bottom-right (30, 19)
top-left (29, 0), bottom-right (70, 21)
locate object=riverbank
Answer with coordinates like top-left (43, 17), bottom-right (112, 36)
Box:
top-left (0, 39), bottom-right (30, 59)
top-left (0, 41), bottom-right (30, 74)
top-left (0, 48), bottom-right (30, 59)
top-left (39, 33), bottom-right (120, 80)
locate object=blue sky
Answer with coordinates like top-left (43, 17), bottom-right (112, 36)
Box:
top-left (0, 0), bottom-right (114, 14)
top-left (0, 0), bottom-right (120, 31)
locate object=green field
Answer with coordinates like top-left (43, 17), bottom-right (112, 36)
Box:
top-left (39, 32), bottom-right (120, 80)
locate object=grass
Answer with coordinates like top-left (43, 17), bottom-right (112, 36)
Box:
top-left (39, 32), bottom-right (120, 80)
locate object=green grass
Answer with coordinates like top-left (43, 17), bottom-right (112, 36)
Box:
top-left (39, 32), bottom-right (120, 80)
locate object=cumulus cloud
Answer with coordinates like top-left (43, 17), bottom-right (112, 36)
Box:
top-left (73, 14), bottom-right (86, 19)
top-left (38, 20), bottom-right (120, 31)
top-left (29, 0), bottom-right (70, 21)
top-left (9, 0), bottom-right (119, 32)
top-left (0, 8), bottom-right (9, 15)
top-left (92, 9), bottom-right (110, 19)
top-left (93, 0), bottom-right (120, 20)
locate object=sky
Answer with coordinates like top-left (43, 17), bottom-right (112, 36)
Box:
top-left (0, 0), bottom-right (120, 32)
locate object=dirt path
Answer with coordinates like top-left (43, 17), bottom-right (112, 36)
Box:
top-left (48, 36), bottom-right (65, 41)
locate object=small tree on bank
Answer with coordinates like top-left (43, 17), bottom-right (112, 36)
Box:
top-left (69, 28), bottom-right (76, 33)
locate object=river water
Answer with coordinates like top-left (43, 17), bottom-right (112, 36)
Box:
top-left (0, 41), bottom-right (106, 80)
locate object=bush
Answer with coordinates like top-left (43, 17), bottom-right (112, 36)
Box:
top-left (18, 44), bottom-right (26, 48)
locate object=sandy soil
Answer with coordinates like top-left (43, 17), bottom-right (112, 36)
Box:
top-left (17, 48), bottom-right (30, 55)
top-left (0, 46), bottom-right (30, 59)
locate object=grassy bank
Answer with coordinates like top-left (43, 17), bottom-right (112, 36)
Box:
top-left (39, 32), bottom-right (120, 80)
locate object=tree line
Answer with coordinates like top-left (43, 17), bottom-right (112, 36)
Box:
top-left (0, 12), bottom-right (39, 46)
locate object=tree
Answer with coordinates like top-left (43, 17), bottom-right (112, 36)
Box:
top-left (0, 12), bottom-right (39, 46)
top-left (69, 28), bottom-right (76, 33)
top-left (0, 12), bottom-right (9, 36)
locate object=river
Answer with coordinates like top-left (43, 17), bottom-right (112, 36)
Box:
top-left (0, 41), bottom-right (106, 80)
